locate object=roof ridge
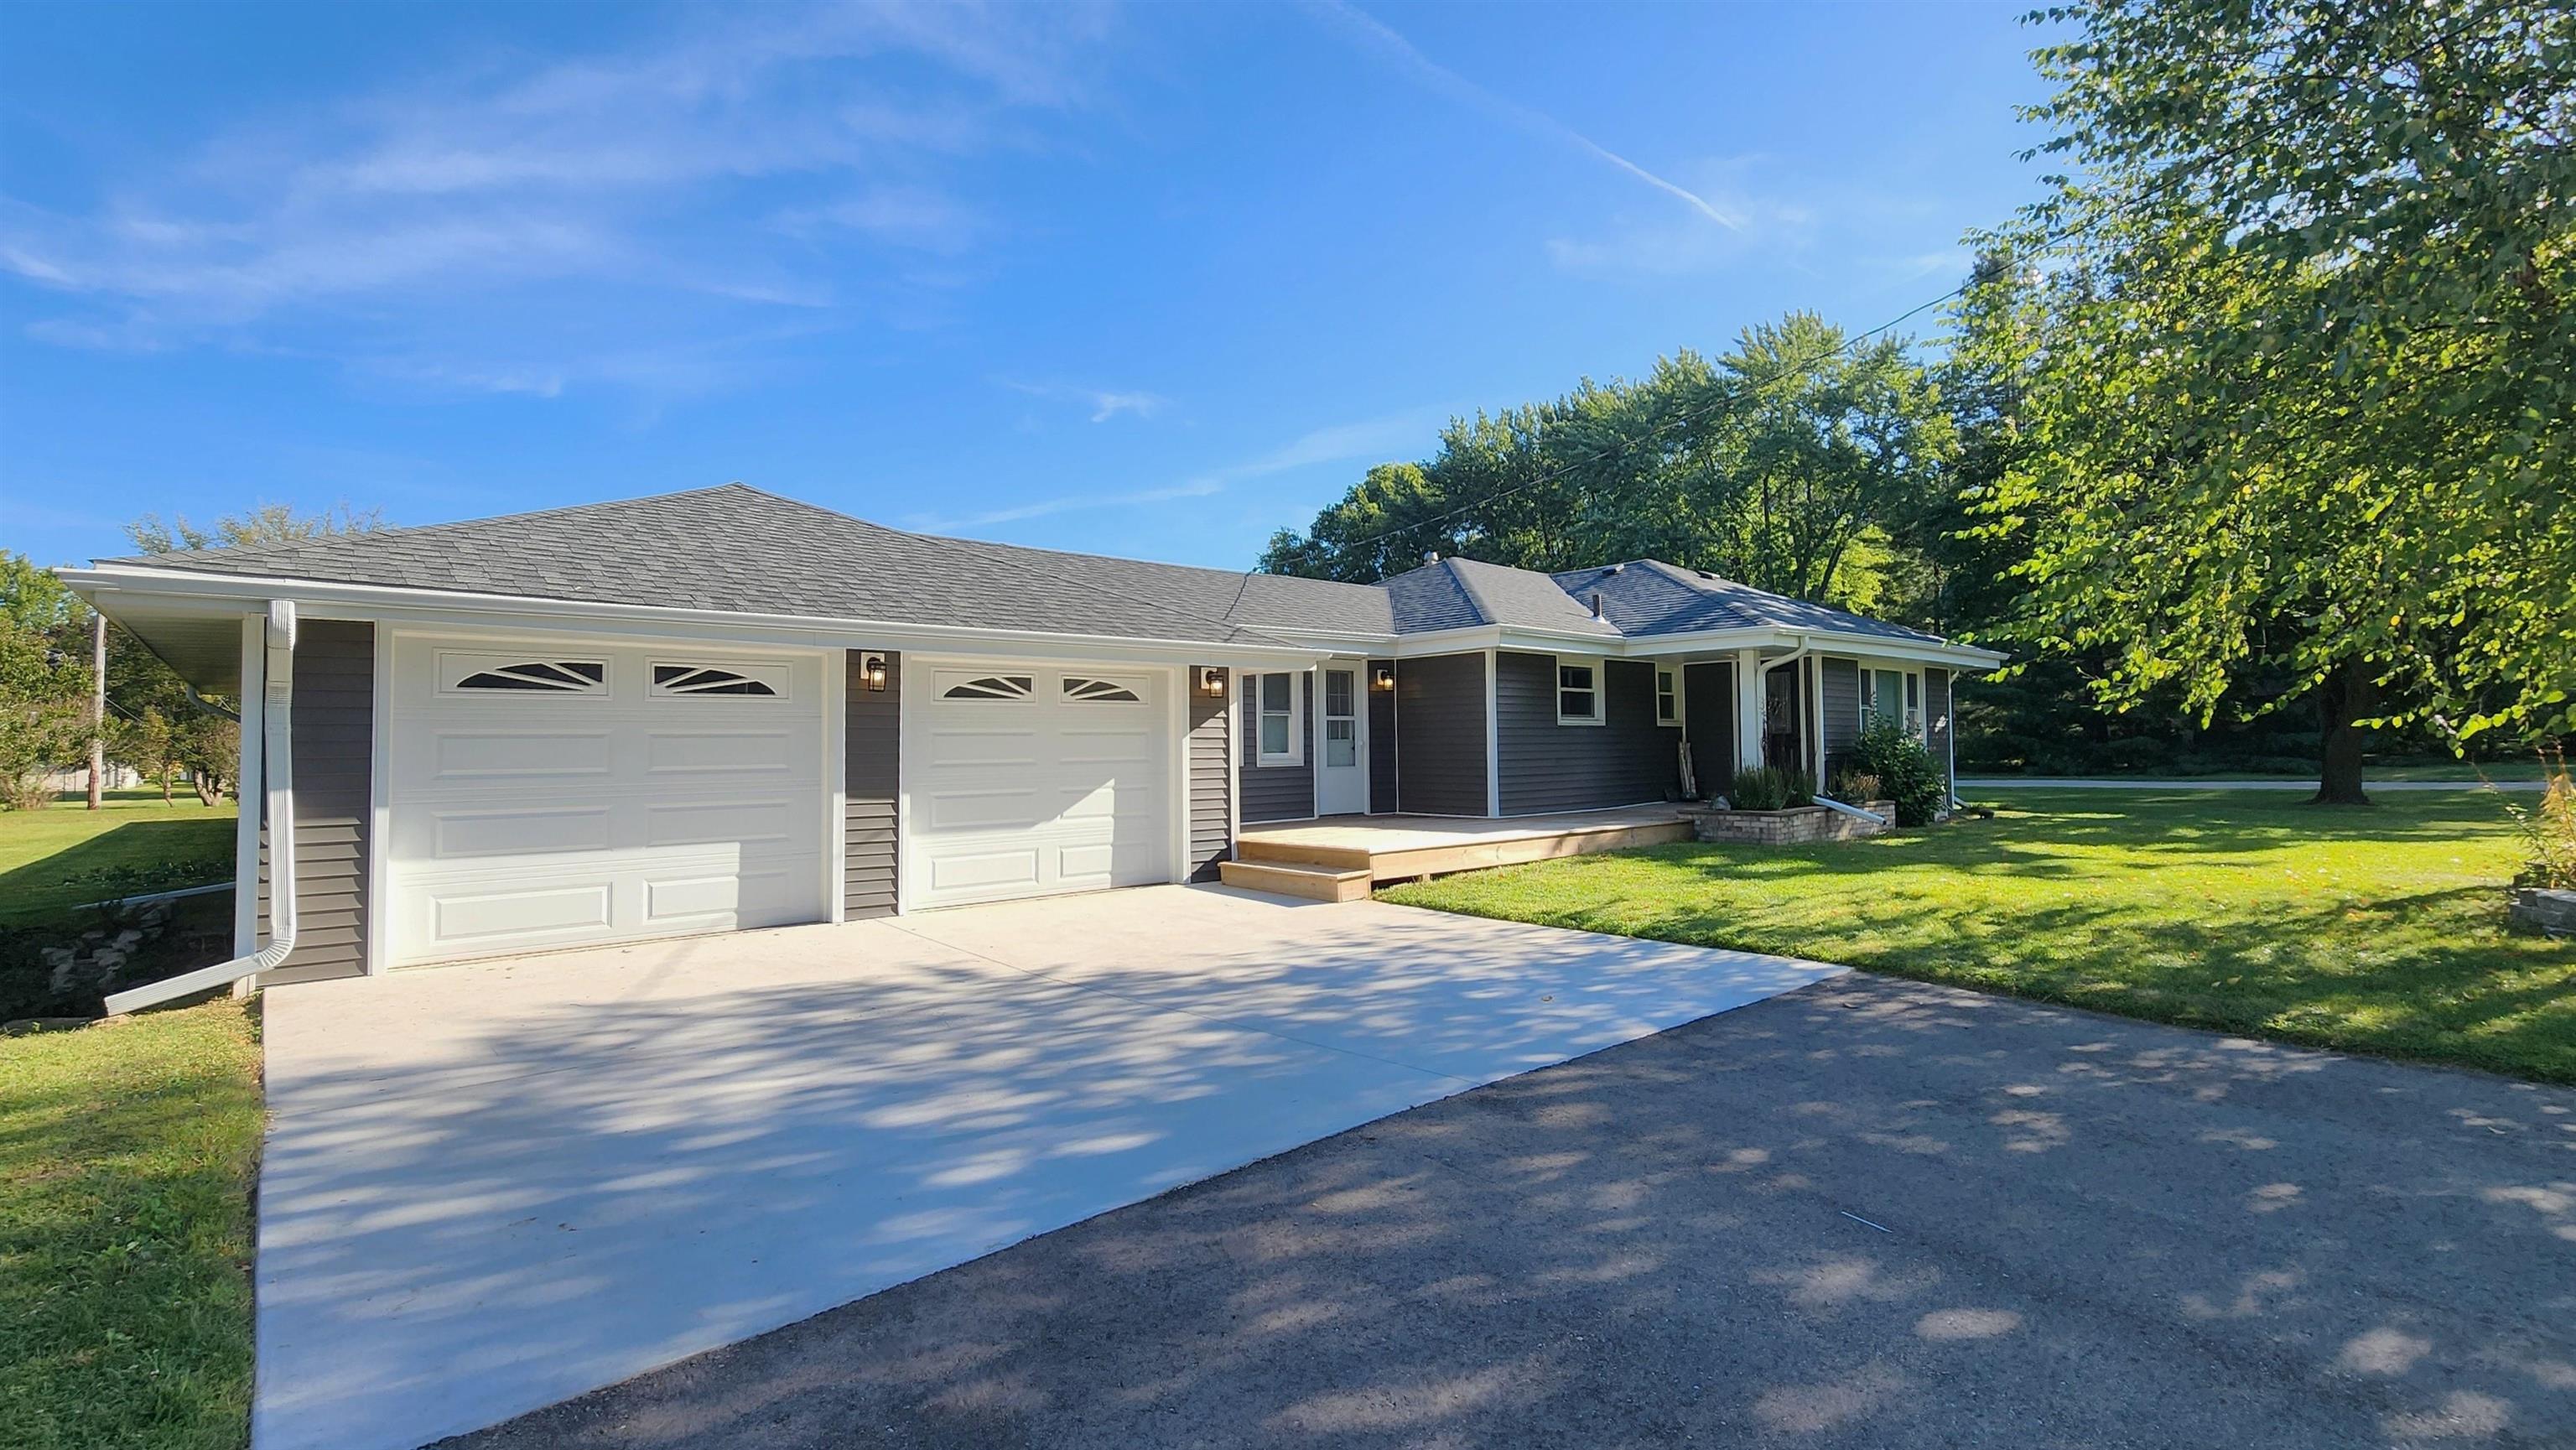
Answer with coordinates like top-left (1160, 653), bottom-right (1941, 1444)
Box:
top-left (1437, 557), bottom-right (1499, 627)
top-left (98, 482), bottom-right (766, 569)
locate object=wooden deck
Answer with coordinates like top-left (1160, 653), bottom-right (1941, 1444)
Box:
top-left (1232, 805), bottom-right (1691, 890)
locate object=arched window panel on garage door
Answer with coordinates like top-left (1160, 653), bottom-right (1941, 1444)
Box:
top-left (1062, 675), bottom-right (1145, 704)
top-left (937, 673), bottom-right (1036, 701)
top-left (649, 661), bottom-right (789, 698)
top-left (440, 654), bottom-right (607, 695)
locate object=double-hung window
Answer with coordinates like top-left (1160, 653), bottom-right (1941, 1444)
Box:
top-left (1656, 668), bottom-right (1679, 725)
top-left (1249, 671), bottom-right (1303, 766)
top-left (1556, 660), bottom-right (1601, 725)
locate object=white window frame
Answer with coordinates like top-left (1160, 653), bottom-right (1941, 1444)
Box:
top-left (1655, 668), bottom-right (1679, 725)
top-left (1250, 670), bottom-right (1305, 767)
top-left (1554, 657), bottom-right (1603, 727)
top-left (1862, 663), bottom-right (1929, 743)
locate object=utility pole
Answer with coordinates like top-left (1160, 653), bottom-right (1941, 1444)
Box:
top-left (87, 611), bottom-right (106, 810)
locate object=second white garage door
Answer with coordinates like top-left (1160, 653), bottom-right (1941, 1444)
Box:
top-left (908, 663), bottom-right (1173, 909)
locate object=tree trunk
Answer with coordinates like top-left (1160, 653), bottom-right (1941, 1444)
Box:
top-left (2313, 657), bottom-right (2376, 806)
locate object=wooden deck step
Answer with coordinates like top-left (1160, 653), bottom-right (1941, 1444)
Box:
top-left (1218, 858), bottom-right (1374, 902)
top-left (1365, 819), bottom-right (1693, 881)
top-left (1233, 836), bottom-right (1375, 871)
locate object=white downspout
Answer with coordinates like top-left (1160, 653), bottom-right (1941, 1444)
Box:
top-left (106, 600), bottom-right (297, 1015)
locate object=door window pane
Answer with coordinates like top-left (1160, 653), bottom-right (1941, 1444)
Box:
top-left (1325, 719), bottom-right (1356, 767)
top-left (1326, 670), bottom-right (1354, 718)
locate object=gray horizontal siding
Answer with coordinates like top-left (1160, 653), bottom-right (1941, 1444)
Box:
top-left (1393, 652), bottom-right (1488, 816)
top-left (1494, 652), bottom-right (1680, 815)
top-left (1239, 669), bottom-right (1315, 824)
top-left (1189, 670), bottom-right (1230, 880)
top-left (1367, 657), bottom-right (1398, 813)
top-left (845, 649), bottom-right (898, 919)
top-left (1683, 662), bottom-right (1733, 794)
top-left (257, 618), bottom-right (373, 986)
top-left (1820, 656), bottom-right (1862, 780)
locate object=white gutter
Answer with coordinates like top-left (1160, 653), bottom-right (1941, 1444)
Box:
top-left (106, 600), bottom-right (297, 1016)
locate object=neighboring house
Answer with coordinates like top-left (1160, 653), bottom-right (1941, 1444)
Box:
top-left (63, 484), bottom-right (1999, 987)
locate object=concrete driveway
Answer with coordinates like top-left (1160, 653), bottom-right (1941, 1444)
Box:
top-left (254, 885), bottom-right (1841, 1450)
top-left (446, 972), bottom-right (2576, 1450)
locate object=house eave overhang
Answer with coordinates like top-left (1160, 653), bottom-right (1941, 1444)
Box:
top-left (59, 564), bottom-right (1337, 683)
top-left (1379, 622), bottom-right (2003, 671)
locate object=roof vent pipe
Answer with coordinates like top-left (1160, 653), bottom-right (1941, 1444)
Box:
top-left (1422, 550), bottom-right (1440, 564)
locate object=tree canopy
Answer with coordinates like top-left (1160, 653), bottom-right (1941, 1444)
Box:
top-left (1260, 313), bottom-right (1956, 621)
top-left (1961, 0), bottom-right (2575, 800)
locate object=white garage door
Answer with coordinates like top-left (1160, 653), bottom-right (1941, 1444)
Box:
top-left (909, 664), bottom-right (1173, 909)
top-left (386, 636), bottom-right (830, 965)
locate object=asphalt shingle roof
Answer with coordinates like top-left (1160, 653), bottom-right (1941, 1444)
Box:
top-left (105, 484), bottom-right (1957, 650)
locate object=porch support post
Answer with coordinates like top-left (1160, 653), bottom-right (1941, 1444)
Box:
top-left (1733, 647), bottom-right (1764, 773)
top-left (232, 613), bottom-right (265, 957)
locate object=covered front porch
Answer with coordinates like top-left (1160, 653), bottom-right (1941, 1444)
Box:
top-left (1223, 804), bottom-right (1692, 900)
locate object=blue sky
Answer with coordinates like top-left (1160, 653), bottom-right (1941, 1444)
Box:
top-left (1, 1), bottom-right (2057, 573)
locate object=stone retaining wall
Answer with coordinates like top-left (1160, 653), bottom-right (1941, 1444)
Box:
top-left (1682, 801), bottom-right (1895, 845)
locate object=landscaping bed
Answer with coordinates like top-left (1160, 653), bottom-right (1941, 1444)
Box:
top-left (1384, 787), bottom-right (2576, 1083)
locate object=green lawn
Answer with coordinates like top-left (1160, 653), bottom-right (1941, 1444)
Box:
top-left (0, 793), bottom-right (236, 926)
top-left (0, 1000), bottom-right (260, 1450)
top-left (1384, 788), bottom-right (2576, 1083)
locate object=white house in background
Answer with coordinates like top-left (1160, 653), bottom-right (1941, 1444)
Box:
top-left (62, 484), bottom-right (1999, 1006)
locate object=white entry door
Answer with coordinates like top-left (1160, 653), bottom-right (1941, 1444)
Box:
top-left (909, 664), bottom-right (1172, 909)
top-left (1315, 664), bottom-right (1368, 815)
top-left (384, 636), bottom-right (830, 966)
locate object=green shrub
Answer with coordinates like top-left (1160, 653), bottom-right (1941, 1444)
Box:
top-left (2504, 744), bottom-right (2575, 891)
top-left (1828, 770), bottom-right (1883, 803)
top-left (1728, 765), bottom-right (1812, 812)
top-left (1854, 718), bottom-right (1948, 825)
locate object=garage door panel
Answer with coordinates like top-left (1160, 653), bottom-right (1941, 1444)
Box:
top-left (644, 730), bottom-right (798, 777)
top-left (924, 727), bottom-right (1039, 769)
top-left (927, 786), bottom-right (1046, 832)
top-left (423, 730), bottom-right (615, 786)
top-left (645, 798), bottom-right (800, 850)
top-left (429, 882), bottom-right (615, 946)
top-left (389, 637), bottom-right (828, 965)
top-left (431, 804), bottom-right (616, 860)
top-left (927, 847), bottom-right (1042, 894)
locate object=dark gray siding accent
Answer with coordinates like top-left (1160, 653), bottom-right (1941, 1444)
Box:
top-left (1239, 668), bottom-right (1315, 824)
top-left (1494, 652), bottom-right (1681, 815)
top-left (257, 619), bottom-right (373, 986)
top-left (1925, 667), bottom-right (1954, 786)
top-left (1683, 662), bottom-right (1733, 797)
top-left (845, 650), bottom-right (899, 918)
top-left (1366, 658), bottom-right (1398, 813)
top-left (1394, 652), bottom-right (1488, 815)
top-left (1188, 669), bottom-right (1230, 880)
top-left (1820, 656), bottom-right (1862, 780)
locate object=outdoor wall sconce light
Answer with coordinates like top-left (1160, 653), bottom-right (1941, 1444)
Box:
top-left (1198, 666), bottom-right (1226, 698)
top-left (1372, 665), bottom-right (1396, 691)
top-left (860, 652), bottom-right (888, 691)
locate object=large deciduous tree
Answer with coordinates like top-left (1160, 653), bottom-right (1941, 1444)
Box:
top-left (1966, 0), bottom-right (2575, 803)
top-left (0, 553), bottom-right (92, 809)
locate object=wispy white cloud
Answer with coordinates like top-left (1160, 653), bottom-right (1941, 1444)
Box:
top-left (1000, 378), bottom-right (1171, 423)
top-left (0, 2), bottom-right (1118, 393)
top-left (911, 406), bottom-right (1442, 530)
top-left (1307, 0), bottom-right (1740, 231)
top-left (1544, 156), bottom-right (1961, 282)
